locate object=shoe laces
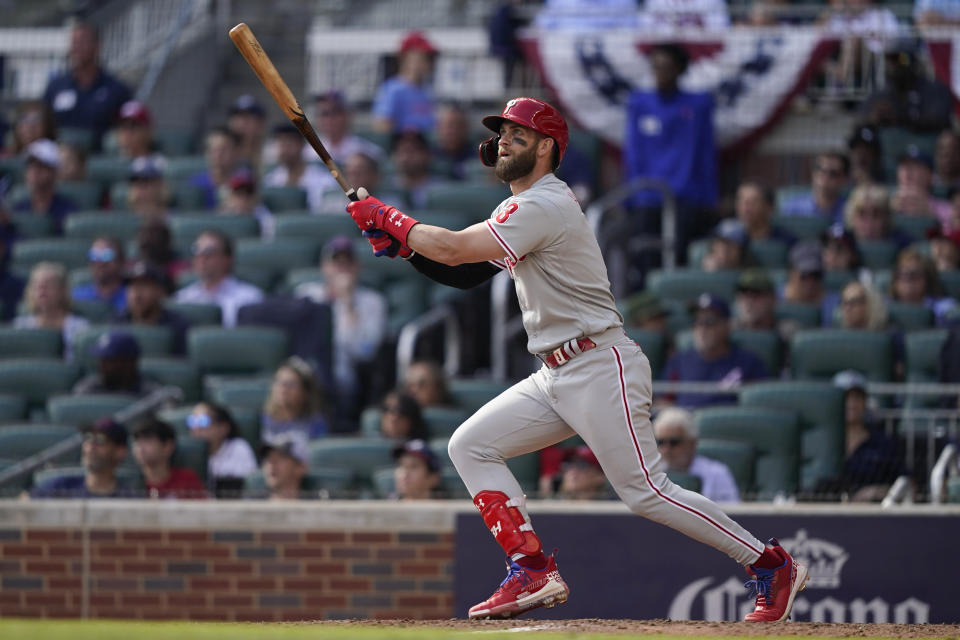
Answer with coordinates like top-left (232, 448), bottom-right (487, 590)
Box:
top-left (499, 560), bottom-right (526, 589)
top-left (744, 568), bottom-right (773, 605)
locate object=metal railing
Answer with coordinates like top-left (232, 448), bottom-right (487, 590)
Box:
top-left (929, 443), bottom-right (958, 505)
top-left (395, 303), bottom-right (462, 383)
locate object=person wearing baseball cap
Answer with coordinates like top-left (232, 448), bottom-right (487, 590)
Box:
top-left (662, 293), bottom-right (769, 408)
top-left (934, 129), bottom-right (960, 195)
top-left (115, 99), bottom-right (155, 160)
top-left (259, 432), bottom-right (310, 500)
top-left (847, 123), bottom-right (885, 186)
top-left (783, 241), bottom-right (825, 307)
top-left (392, 439), bottom-right (441, 500)
top-left (262, 122), bottom-right (333, 214)
top-left (127, 155), bottom-right (169, 221)
top-left (891, 143), bottom-right (952, 223)
top-left (72, 330), bottom-right (163, 397)
top-left (309, 91), bottom-right (385, 165)
top-left (227, 94), bottom-right (267, 170)
top-left (10, 138), bottom-right (79, 229)
top-left (371, 31), bottom-right (438, 134)
top-left (31, 418), bottom-right (132, 498)
top-left (116, 261), bottom-right (189, 355)
top-left (820, 223), bottom-right (862, 272)
top-left (222, 168), bottom-right (276, 239)
top-left (701, 221), bottom-right (747, 272)
top-left (557, 446), bottom-right (613, 500)
top-left (623, 290), bottom-right (669, 332)
top-left (927, 226), bottom-right (960, 272)
top-left (733, 269), bottom-right (778, 332)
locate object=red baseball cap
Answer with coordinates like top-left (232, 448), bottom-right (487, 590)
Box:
top-left (565, 445), bottom-right (601, 469)
top-left (119, 100), bottom-right (152, 126)
top-left (400, 31), bottom-right (437, 55)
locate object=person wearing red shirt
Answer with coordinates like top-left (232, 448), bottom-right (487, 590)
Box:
top-left (132, 416), bottom-right (206, 499)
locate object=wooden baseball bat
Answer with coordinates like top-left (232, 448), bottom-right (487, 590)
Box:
top-left (228, 22), bottom-right (358, 202)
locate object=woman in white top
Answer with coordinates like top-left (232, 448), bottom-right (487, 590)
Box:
top-left (187, 401), bottom-right (257, 498)
top-left (13, 261), bottom-right (89, 360)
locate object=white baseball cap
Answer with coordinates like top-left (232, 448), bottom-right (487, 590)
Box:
top-left (25, 138), bottom-right (61, 169)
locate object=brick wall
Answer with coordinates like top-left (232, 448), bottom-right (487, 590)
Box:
top-left (0, 501), bottom-right (459, 621)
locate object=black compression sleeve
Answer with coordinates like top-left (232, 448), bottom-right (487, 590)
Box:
top-left (408, 253), bottom-right (500, 290)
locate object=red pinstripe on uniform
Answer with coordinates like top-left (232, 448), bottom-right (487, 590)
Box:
top-left (485, 220), bottom-right (519, 262)
top-left (611, 346), bottom-right (763, 557)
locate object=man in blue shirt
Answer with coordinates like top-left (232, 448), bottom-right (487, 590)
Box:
top-left (11, 138), bottom-right (78, 232)
top-left (663, 294), bottom-right (768, 408)
top-left (31, 418), bottom-right (133, 498)
top-left (42, 22), bottom-right (131, 150)
top-left (779, 151), bottom-right (850, 224)
top-left (372, 31), bottom-right (437, 134)
top-left (72, 236), bottom-right (127, 313)
top-left (625, 43), bottom-right (716, 268)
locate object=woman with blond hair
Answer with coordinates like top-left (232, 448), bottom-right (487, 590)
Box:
top-left (261, 357), bottom-right (329, 441)
top-left (843, 184), bottom-right (911, 248)
top-left (13, 262), bottom-right (89, 360)
top-left (838, 280), bottom-right (888, 331)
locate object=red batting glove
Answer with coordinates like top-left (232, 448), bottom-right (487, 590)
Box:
top-left (363, 230), bottom-right (413, 259)
top-left (347, 193), bottom-right (419, 245)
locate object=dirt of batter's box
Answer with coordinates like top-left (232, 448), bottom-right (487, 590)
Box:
top-left (309, 618), bottom-right (960, 637)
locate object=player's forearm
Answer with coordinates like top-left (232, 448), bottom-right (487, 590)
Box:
top-left (407, 224), bottom-right (477, 265)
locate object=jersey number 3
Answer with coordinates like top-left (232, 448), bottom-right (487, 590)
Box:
top-left (495, 202), bottom-right (519, 224)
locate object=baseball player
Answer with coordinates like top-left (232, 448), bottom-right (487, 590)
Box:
top-left (346, 97), bottom-right (807, 622)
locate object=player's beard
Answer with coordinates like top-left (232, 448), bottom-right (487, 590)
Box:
top-left (495, 144), bottom-right (538, 183)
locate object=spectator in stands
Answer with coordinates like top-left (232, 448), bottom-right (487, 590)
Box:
top-left (126, 155), bottom-right (169, 221)
top-left (392, 439), bottom-right (442, 500)
top-left (847, 124), bottom-right (885, 186)
top-left (12, 138), bottom-right (78, 231)
top-left (132, 416), bottom-right (206, 499)
top-left (623, 290), bottom-right (670, 332)
top-left (316, 150), bottom-right (398, 213)
top-left (782, 242), bottom-right (831, 322)
top-left (890, 145), bottom-right (951, 227)
top-left (187, 401), bottom-right (257, 498)
top-left (42, 22), bottom-right (131, 149)
top-left (136, 219), bottom-right (189, 282)
top-left (557, 446), bottom-right (614, 500)
top-left (933, 129), bottom-right (960, 196)
top-left (220, 168), bottom-right (275, 239)
top-left (174, 230), bottom-right (264, 327)
top-left (433, 103), bottom-right (473, 180)
top-left (779, 151), bottom-right (850, 223)
top-left (0, 219), bottom-right (24, 322)
top-left (262, 356), bottom-right (329, 441)
top-left (115, 100), bottom-right (155, 160)
top-left (535, 0), bottom-right (640, 29)
top-left (403, 360), bottom-right (453, 409)
top-left (31, 419), bottom-right (131, 498)
top-left (652, 407), bottom-right (740, 503)
top-left (389, 130), bottom-right (441, 209)
top-left (259, 431), bottom-right (310, 500)
top-left (263, 123), bottom-right (332, 214)
top-left (812, 370), bottom-right (903, 501)
top-left (8, 100), bottom-right (56, 155)
top-left (819, 0), bottom-right (902, 88)
top-left (927, 228), bottom-right (960, 272)
top-left (116, 261), bottom-right (189, 355)
top-left (733, 269), bottom-right (778, 332)
top-left (701, 223), bottom-right (747, 272)
top-left (379, 389), bottom-right (429, 442)
top-left (58, 141), bottom-right (87, 182)
top-left (190, 126), bottom-right (242, 210)
top-left (733, 181), bottom-right (795, 246)
top-left (488, 0), bottom-right (525, 87)
top-left (625, 43), bottom-right (716, 266)
top-left (372, 31), bottom-right (438, 134)
top-left (14, 262), bottom-right (89, 360)
top-left (839, 280), bottom-right (888, 330)
top-left (310, 91), bottom-right (384, 165)
top-left (843, 184), bottom-right (908, 247)
top-left (861, 38), bottom-right (953, 133)
top-left (294, 235), bottom-right (387, 415)
top-left (889, 247), bottom-right (957, 325)
top-left (916, 0), bottom-right (960, 25)
top-left (73, 330), bottom-right (162, 397)
top-left (72, 236), bottom-right (127, 314)
top-left (821, 223), bottom-right (863, 273)
top-left (638, 0), bottom-right (730, 32)
top-left (662, 294), bottom-right (768, 408)
top-left (227, 94), bottom-right (267, 171)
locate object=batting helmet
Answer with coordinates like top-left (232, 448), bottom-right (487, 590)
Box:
top-left (478, 97), bottom-right (569, 168)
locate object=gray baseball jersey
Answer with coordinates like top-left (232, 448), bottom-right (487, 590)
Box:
top-left (447, 172), bottom-right (766, 568)
top-left (484, 173), bottom-right (622, 354)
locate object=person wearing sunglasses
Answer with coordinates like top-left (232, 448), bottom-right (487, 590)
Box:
top-left (71, 235), bottom-right (127, 314)
top-left (889, 247), bottom-right (957, 326)
top-left (779, 151), bottom-right (850, 224)
top-left (187, 402), bottom-right (257, 498)
top-left (652, 407), bottom-right (739, 503)
top-left (31, 418), bottom-right (132, 499)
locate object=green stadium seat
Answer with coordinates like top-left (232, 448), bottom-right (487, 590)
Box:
top-left (772, 214), bottom-right (830, 242)
top-left (732, 329), bottom-right (783, 376)
top-left (154, 129), bottom-right (196, 156)
top-left (244, 468), bottom-right (354, 498)
top-left (278, 268), bottom-right (324, 296)
top-left (506, 452), bottom-right (540, 495)
top-left (893, 215), bottom-right (939, 241)
top-left (58, 127), bottom-right (96, 153)
top-left (939, 270), bottom-right (960, 299)
top-left (886, 302), bottom-right (934, 331)
top-left (359, 407), bottom-right (382, 437)
top-left (774, 185), bottom-right (811, 212)
top-left (0, 393), bottom-right (28, 424)
top-left (308, 437), bottom-right (396, 490)
top-left (372, 466), bottom-right (398, 498)
top-left (448, 378), bottom-right (512, 413)
top-left (687, 238), bottom-right (711, 269)
top-left (11, 238), bottom-right (90, 275)
top-left (879, 127), bottom-right (938, 182)
top-left (171, 182), bottom-right (209, 209)
top-left (904, 329), bottom-right (949, 409)
top-left (164, 156), bottom-right (207, 180)
top-left (63, 211), bottom-right (142, 241)
top-left (171, 436), bottom-right (209, 484)
top-left (0, 424), bottom-right (80, 464)
top-left (206, 376), bottom-right (272, 409)
top-left (0, 156), bottom-right (25, 183)
top-left (441, 467), bottom-right (470, 498)
top-left (46, 393), bottom-right (137, 426)
top-left (58, 181), bottom-right (103, 210)
top-left (187, 326), bottom-right (288, 376)
top-left (776, 301), bottom-right (821, 329)
top-left (140, 357), bottom-right (201, 403)
top-left (623, 327), bottom-right (667, 379)
top-left (86, 155), bottom-right (132, 186)
top-left (666, 471), bottom-right (702, 493)
top-left (0, 327), bottom-right (63, 359)
top-left (234, 239), bottom-right (318, 289)
top-left (384, 279), bottom-right (428, 334)
top-left (423, 183), bottom-right (510, 219)
top-left (261, 186), bottom-right (308, 212)
top-left (791, 329), bottom-right (893, 381)
top-left (0, 457), bottom-right (31, 495)
top-left (168, 214), bottom-right (260, 252)
top-left (948, 477), bottom-right (960, 504)
top-left (273, 215), bottom-right (360, 249)
top-left (422, 406), bottom-right (470, 439)
top-left (33, 465), bottom-right (144, 494)
top-left (696, 438), bottom-right (755, 496)
top-left (739, 381), bottom-right (845, 491)
top-left (71, 299), bottom-right (114, 323)
top-left (10, 214), bottom-right (57, 239)
top-left (824, 270), bottom-right (856, 294)
top-left (858, 240), bottom-right (899, 271)
top-left (0, 359), bottom-right (80, 411)
top-left (747, 240), bottom-right (789, 270)
top-left (428, 437), bottom-right (454, 468)
top-left (694, 406), bottom-right (801, 498)
top-left (164, 302), bottom-right (222, 326)
top-left (646, 269), bottom-right (739, 303)
top-left (74, 325), bottom-right (175, 372)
